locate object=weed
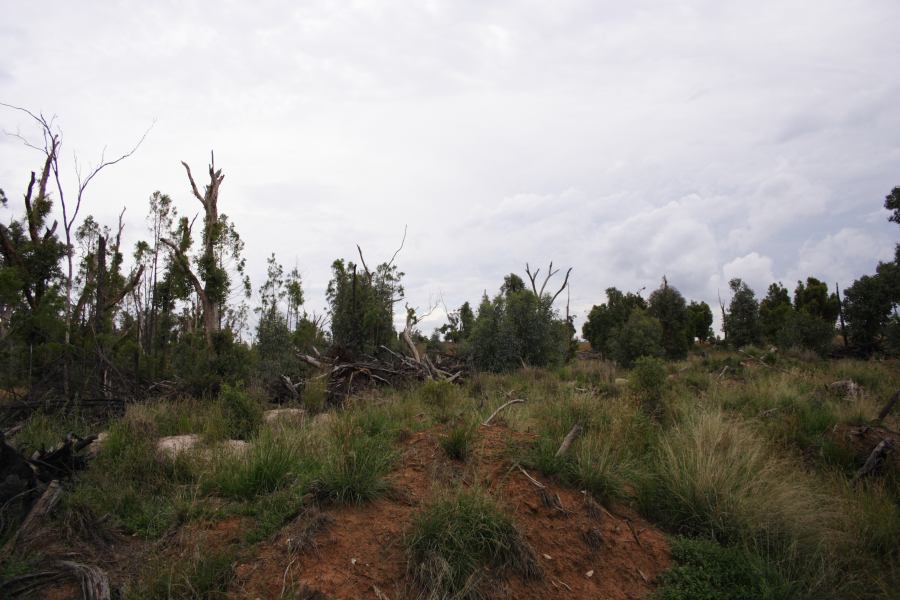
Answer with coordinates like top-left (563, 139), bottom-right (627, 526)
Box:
top-left (654, 536), bottom-right (795, 600)
top-left (406, 487), bottom-right (539, 599)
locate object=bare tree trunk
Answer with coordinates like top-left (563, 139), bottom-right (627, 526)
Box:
top-left (835, 282), bottom-right (849, 349)
top-left (95, 235), bottom-right (107, 397)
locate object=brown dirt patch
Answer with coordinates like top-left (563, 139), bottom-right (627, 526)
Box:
top-left (232, 425), bottom-right (670, 599)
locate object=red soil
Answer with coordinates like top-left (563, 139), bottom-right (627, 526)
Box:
top-left (232, 424), bottom-right (670, 599)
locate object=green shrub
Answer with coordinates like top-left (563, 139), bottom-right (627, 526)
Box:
top-left (406, 488), bottom-right (538, 598)
top-left (654, 537), bottom-right (795, 600)
top-left (216, 384), bottom-right (264, 440)
top-left (610, 308), bottom-right (664, 368)
top-left (631, 356), bottom-right (668, 415)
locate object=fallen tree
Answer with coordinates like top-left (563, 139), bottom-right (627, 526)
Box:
top-left (299, 345), bottom-right (466, 406)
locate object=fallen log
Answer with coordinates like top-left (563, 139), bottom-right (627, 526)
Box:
top-left (555, 424), bottom-right (583, 457)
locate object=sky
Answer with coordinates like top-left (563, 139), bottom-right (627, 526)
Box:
top-left (1, 0), bottom-right (898, 336)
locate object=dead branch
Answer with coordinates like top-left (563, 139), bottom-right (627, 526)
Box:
top-left (555, 424), bottom-right (583, 457)
top-left (482, 398), bottom-right (525, 426)
top-left (517, 465), bottom-right (546, 489)
top-left (58, 560), bottom-right (111, 600)
top-left (0, 480), bottom-right (62, 562)
top-left (853, 439), bottom-right (895, 481)
top-left (876, 389), bottom-right (900, 423)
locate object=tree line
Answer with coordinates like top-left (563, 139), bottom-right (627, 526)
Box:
top-left (0, 111), bottom-right (896, 405)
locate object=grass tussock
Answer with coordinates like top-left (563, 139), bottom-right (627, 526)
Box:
top-left (406, 487), bottom-right (539, 599)
top-left (440, 421), bottom-right (476, 461)
top-left (205, 427), bottom-right (308, 499)
top-left (522, 392), bottom-right (650, 504)
top-left (311, 414), bottom-right (397, 505)
top-left (638, 409), bottom-right (852, 597)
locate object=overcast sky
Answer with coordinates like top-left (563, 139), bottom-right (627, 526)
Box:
top-left (1, 1), bottom-right (898, 336)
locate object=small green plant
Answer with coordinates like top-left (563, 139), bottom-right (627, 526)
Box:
top-left (654, 537), bottom-right (794, 600)
top-left (440, 422), bottom-right (476, 461)
top-left (406, 488), bottom-right (539, 598)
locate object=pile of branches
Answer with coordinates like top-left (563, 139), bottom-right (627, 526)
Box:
top-left (299, 345), bottom-right (466, 406)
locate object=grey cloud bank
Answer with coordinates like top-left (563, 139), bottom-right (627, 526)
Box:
top-left (1, 0), bottom-right (898, 334)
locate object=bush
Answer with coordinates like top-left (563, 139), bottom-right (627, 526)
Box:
top-left (406, 488), bottom-right (538, 598)
top-left (469, 278), bottom-right (573, 372)
top-left (214, 384), bottom-right (264, 441)
top-left (631, 356), bottom-right (667, 415)
top-left (609, 308), bottom-right (664, 368)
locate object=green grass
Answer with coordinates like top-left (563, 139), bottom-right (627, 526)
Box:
top-left (27, 351), bottom-right (897, 599)
top-left (406, 487), bottom-right (539, 599)
top-left (134, 549), bottom-right (236, 599)
top-left (310, 415), bottom-right (397, 505)
top-left (13, 410), bottom-right (91, 455)
top-left (64, 419), bottom-right (198, 538)
top-left (637, 409), bottom-right (856, 598)
top-left (205, 427), bottom-right (309, 499)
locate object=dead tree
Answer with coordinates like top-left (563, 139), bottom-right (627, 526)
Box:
top-left (524, 261), bottom-right (572, 305)
top-left (1, 103), bottom-right (151, 396)
top-left (162, 152), bottom-right (224, 350)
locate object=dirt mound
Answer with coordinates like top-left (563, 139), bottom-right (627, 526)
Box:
top-left (233, 424), bottom-right (670, 599)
